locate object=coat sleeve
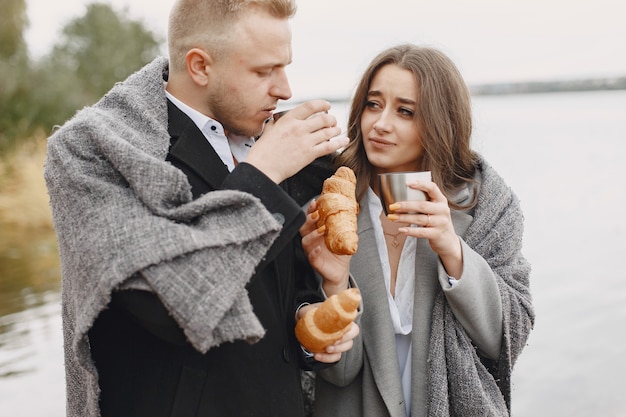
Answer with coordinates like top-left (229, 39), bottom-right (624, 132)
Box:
top-left (438, 239), bottom-right (503, 359)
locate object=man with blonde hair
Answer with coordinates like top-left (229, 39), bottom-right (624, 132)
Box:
top-left (45, 0), bottom-right (356, 416)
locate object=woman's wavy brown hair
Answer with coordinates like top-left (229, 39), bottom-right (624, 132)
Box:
top-left (336, 44), bottom-right (479, 210)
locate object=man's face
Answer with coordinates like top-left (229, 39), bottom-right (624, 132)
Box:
top-left (206, 11), bottom-right (293, 138)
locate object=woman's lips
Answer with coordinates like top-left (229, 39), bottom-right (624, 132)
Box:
top-left (368, 136), bottom-right (395, 149)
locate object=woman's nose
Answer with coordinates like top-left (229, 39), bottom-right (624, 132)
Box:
top-left (373, 111), bottom-right (392, 133)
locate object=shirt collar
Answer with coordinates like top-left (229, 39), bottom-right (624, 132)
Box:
top-left (165, 90), bottom-right (254, 172)
top-left (165, 90), bottom-right (222, 135)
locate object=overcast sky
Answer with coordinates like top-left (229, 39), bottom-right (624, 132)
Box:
top-left (25, 0), bottom-right (626, 101)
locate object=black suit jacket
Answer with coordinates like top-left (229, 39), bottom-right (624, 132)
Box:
top-left (88, 101), bottom-right (334, 417)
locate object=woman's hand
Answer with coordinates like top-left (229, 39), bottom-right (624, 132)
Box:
top-left (387, 179), bottom-right (463, 278)
top-left (314, 322), bottom-right (360, 363)
top-left (300, 199), bottom-right (352, 296)
top-left (296, 303), bottom-right (360, 363)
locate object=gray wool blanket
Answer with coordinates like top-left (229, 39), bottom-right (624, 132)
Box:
top-left (44, 57), bottom-right (283, 417)
top-left (427, 159), bottom-right (534, 416)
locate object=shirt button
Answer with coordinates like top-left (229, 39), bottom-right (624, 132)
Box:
top-left (272, 213), bottom-right (285, 225)
top-left (210, 125), bottom-right (217, 131)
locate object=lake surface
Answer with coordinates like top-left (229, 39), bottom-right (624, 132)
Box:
top-left (1, 89), bottom-right (625, 416)
top-left (471, 90), bottom-right (626, 417)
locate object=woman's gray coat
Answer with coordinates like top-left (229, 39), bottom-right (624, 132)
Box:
top-left (313, 160), bottom-right (534, 417)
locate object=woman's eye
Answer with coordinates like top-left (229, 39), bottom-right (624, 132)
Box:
top-left (399, 107), bottom-right (414, 117)
top-left (365, 100), bottom-right (381, 109)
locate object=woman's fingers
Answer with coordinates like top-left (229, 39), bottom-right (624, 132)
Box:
top-left (313, 323), bottom-right (360, 363)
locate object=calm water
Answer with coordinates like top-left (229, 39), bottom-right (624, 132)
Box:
top-left (1, 90), bottom-right (625, 416)
top-left (0, 226), bottom-right (63, 417)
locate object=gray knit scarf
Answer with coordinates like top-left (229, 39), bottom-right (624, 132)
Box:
top-left (427, 159), bottom-right (534, 416)
top-left (44, 57), bottom-right (282, 417)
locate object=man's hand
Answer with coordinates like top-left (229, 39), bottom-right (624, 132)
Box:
top-left (244, 100), bottom-right (348, 184)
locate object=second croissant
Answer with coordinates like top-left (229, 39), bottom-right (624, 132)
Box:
top-left (295, 288), bottom-right (361, 353)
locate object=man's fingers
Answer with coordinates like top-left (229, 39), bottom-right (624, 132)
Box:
top-left (313, 133), bottom-right (349, 156)
top-left (287, 99), bottom-right (332, 120)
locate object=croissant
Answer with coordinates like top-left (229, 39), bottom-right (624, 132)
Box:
top-left (295, 288), bottom-right (361, 353)
top-left (316, 166), bottom-right (359, 255)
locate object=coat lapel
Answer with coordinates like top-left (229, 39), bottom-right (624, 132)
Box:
top-left (166, 100), bottom-right (229, 190)
top-left (352, 197), bottom-right (407, 416)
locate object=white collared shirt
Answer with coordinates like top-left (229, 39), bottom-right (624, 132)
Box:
top-left (367, 187), bottom-right (416, 335)
top-left (165, 90), bottom-right (255, 172)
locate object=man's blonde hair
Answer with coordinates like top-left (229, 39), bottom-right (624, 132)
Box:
top-left (168, 0), bottom-right (297, 72)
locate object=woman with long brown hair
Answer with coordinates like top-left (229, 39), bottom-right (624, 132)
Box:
top-left (301, 44), bottom-right (534, 416)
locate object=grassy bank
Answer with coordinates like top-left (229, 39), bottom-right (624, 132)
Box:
top-left (0, 133), bottom-right (53, 230)
top-left (1, 134), bottom-right (62, 320)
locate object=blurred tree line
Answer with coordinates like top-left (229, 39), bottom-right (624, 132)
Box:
top-left (0, 0), bottom-right (162, 153)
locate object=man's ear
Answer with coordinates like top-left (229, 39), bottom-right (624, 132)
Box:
top-left (185, 48), bottom-right (213, 87)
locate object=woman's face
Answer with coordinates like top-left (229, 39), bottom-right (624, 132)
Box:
top-left (361, 64), bottom-right (424, 179)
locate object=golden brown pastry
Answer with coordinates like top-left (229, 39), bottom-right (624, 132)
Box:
top-left (295, 288), bottom-right (361, 353)
top-left (316, 166), bottom-right (359, 255)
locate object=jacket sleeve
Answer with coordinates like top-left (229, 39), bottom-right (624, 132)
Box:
top-left (108, 163), bottom-right (306, 347)
top-left (110, 159), bottom-right (335, 348)
top-left (438, 239), bottom-right (503, 359)
top-left (221, 162), bottom-right (306, 271)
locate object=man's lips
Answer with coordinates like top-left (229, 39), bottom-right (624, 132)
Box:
top-left (261, 107), bottom-right (276, 123)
